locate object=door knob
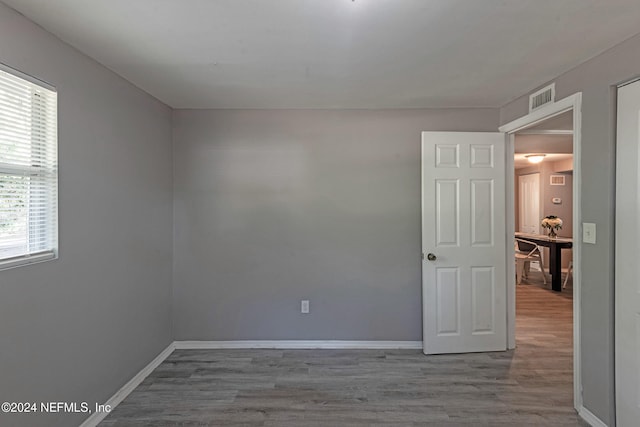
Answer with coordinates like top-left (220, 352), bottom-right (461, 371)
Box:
top-left (427, 253), bottom-right (437, 261)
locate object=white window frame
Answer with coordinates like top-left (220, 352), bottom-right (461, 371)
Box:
top-left (0, 63), bottom-right (58, 270)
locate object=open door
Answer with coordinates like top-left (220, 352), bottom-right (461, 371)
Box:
top-left (422, 132), bottom-right (506, 354)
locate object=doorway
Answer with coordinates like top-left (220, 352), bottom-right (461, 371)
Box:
top-left (514, 115), bottom-right (574, 285)
top-left (500, 93), bottom-right (582, 410)
top-left (420, 95), bottom-right (583, 408)
top-left (513, 113), bottom-right (575, 411)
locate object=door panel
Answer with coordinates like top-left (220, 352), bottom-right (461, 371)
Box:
top-left (436, 179), bottom-right (459, 246)
top-left (422, 132), bottom-right (506, 354)
top-left (471, 179), bottom-right (494, 246)
top-left (471, 266), bottom-right (495, 334)
top-left (436, 267), bottom-right (460, 335)
top-left (615, 79), bottom-right (640, 425)
top-left (470, 144), bottom-right (494, 168)
top-left (436, 144), bottom-right (460, 167)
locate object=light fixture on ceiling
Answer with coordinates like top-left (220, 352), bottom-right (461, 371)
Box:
top-left (525, 154), bottom-right (546, 164)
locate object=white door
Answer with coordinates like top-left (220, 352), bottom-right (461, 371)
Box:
top-left (519, 173), bottom-right (540, 234)
top-left (422, 132), bottom-right (506, 354)
top-left (615, 79), bottom-right (640, 425)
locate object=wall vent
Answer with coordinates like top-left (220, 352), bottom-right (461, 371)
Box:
top-left (550, 175), bottom-right (565, 186)
top-left (529, 83), bottom-right (556, 112)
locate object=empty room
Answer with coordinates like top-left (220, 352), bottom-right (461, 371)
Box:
top-left (2, 1), bottom-right (640, 426)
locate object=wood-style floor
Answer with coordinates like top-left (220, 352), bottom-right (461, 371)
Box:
top-left (100, 273), bottom-right (582, 426)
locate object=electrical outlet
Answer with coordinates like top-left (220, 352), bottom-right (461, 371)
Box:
top-left (583, 222), bottom-right (596, 244)
top-left (301, 300), bottom-right (310, 314)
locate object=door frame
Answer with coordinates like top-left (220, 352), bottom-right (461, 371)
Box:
top-left (499, 93), bottom-right (583, 410)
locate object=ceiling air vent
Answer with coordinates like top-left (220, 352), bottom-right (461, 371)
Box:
top-left (529, 83), bottom-right (555, 113)
top-left (550, 175), bottom-right (566, 186)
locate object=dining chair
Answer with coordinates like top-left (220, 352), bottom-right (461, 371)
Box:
top-left (563, 261), bottom-right (573, 289)
top-left (515, 238), bottom-right (548, 285)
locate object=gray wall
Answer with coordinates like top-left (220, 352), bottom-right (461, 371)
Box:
top-left (501, 32), bottom-right (640, 426)
top-left (172, 108), bottom-right (498, 340)
top-left (0, 4), bottom-right (173, 427)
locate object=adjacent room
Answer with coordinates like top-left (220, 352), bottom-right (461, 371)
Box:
top-left (2, 1), bottom-right (640, 426)
top-left (513, 110), bottom-right (575, 413)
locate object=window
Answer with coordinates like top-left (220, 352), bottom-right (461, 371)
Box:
top-left (0, 65), bottom-right (57, 269)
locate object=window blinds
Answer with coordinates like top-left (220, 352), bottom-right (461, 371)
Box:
top-left (0, 66), bottom-right (58, 265)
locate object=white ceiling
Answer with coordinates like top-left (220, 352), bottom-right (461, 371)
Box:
top-left (514, 131), bottom-right (573, 170)
top-left (514, 153), bottom-right (573, 170)
top-left (514, 134), bottom-right (573, 154)
top-left (4, 0), bottom-right (640, 109)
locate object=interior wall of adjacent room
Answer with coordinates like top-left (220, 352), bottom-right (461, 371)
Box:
top-left (514, 161), bottom-right (573, 269)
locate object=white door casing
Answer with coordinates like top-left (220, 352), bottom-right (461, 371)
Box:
top-left (422, 132), bottom-right (507, 355)
top-left (500, 93), bottom-right (582, 409)
top-left (518, 173), bottom-right (541, 234)
top-left (615, 79), bottom-right (640, 425)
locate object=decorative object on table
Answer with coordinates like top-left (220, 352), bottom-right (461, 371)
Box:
top-left (541, 215), bottom-right (563, 238)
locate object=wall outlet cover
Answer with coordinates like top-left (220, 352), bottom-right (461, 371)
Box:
top-left (583, 222), bottom-right (596, 244)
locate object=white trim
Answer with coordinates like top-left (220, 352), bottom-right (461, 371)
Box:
top-left (578, 405), bottom-right (608, 427)
top-left (500, 93), bottom-right (583, 410)
top-left (499, 94), bottom-right (577, 133)
top-left (572, 95), bottom-right (583, 410)
top-left (174, 340), bottom-right (423, 350)
top-left (0, 61), bottom-right (56, 92)
top-left (506, 135), bottom-right (516, 350)
top-left (78, 343), bottom-right (176, 427)
top-left (0, 251), bottom-right (56, 271)
top-left (516, 129), bottom-right (573, 135)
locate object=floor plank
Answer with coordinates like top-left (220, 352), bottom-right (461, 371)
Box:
top-left (100, 275), bottom-right (583, 426)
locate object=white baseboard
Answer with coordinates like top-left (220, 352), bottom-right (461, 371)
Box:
top-left (174, 340), bottom-right (423, 350)
top-left (78, 342), bottom-right (176, 427)
top-left (578, 405), bottom-right (608, 427)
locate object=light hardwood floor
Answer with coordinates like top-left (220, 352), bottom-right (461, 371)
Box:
top-left (100, 275), bottom-right (582, 426)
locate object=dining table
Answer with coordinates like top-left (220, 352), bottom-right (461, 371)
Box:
top-left (515, 232), bottom-right (573, 292)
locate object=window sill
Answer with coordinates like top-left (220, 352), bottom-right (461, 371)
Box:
top-left (0, 251), bottom-right (56, 271)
